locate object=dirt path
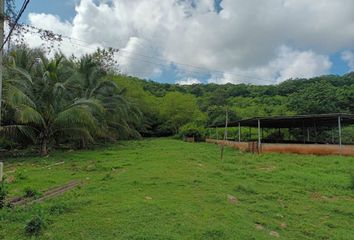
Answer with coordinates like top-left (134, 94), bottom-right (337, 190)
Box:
top-left (9, 180), bottom-right (82, 206)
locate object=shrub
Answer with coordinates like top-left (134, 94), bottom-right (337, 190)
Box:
top-left (25, 216), bottom-right (45, 236)
top-left (23, 187), bottom-right (40, 198)
top-left (0, 137), bottom-right (17, 150)
top-left (179, 123), bottom-right (206, 142)
top-left (0, 183), bottom-right (7, 209)
top-left (49, 202), bottom-right (72, 215)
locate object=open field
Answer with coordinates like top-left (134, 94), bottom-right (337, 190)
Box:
top-left (0, 139), bottom-right (353, 239)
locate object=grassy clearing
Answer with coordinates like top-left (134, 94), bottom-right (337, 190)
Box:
top-left (0, 139), bottom-right (353, 239)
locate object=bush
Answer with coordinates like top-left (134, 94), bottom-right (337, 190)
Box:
top-left (0, 183), bottom-right (7, 209)
top-left (25, 216), bottom-right (45, 236)
top-left (23, 187), bottom-right (40, 198)
top-left (0, 137), bottom-right (17, 150)
top-left (49, 202), bottom-right (72, 215)
top-left (179, 123), bottom-right (206, 141)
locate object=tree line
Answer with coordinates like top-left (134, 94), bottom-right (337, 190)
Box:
top-left (1, 46), bottom-right (354, 155)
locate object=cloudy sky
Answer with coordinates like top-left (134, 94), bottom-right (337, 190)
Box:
top-left (14, 0), bottom-right (354, 85)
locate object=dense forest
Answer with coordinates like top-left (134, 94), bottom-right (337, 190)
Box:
top-left (1, 46), bottom-right (354, 155)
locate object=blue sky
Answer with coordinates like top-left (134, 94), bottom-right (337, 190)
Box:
top-left (15, 0), bottom-right (76, 20)
top-left (330, 53), bottom-right (351, 75)
top-left (13, 0), bottom-right (354, 84)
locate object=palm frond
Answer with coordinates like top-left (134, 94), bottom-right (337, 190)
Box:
top-left (8, 65), bottom-right (33, 84)
top-left (70, 98), bottom-right (105, 115)
top-left (56, 128), bottom-right (94, 143)
top-left (0, 124), bottom-right (37, 143)
top-left (54, 106), bottom-right (97, 131)
top-left (3, 84), bottom-right (35, 108)
top-left (14, 105), bottom-right (45, 126)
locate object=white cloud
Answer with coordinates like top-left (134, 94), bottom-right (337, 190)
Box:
top-left (22, 0), bottom-right (354, 84)
top-left (20, 13), bottom-right (96, 57)
top-left (28, 13), bottom-right (72, 36)
top-left (341, 50), bottom-right (354, 70)
top-left (117, 37), bottom-right (163, 77)
top-left (208, 46), bottom-right (332, 84)
top-left (176, 78), bottom-right (201, 85)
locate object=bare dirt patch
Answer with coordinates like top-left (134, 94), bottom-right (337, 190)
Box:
top-left (227, 194), bottom-right (238, 204)
top-left (270, 231), bottom-right (280, 238)
top-left (255, 224), bottom-right (264, 230)
top-left (310, 192), bottom-right (338, 201)
top-left (258, 165), bottom-right (277, 172)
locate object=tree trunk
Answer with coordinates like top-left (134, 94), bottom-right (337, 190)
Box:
top-left (41, 139), bottom-right (48, 156)
top-left (79, 139), bottom-right (86, 149)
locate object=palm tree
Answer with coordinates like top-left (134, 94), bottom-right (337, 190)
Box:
top-left (1, 47), bottom-right (142, 155)
top-left (73, 55), bottom-right (142, 140)
top-left (2, 48), bottom-right (103, 155)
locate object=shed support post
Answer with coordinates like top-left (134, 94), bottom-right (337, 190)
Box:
top-left (338, 116), bottom-right (342, 149)
top-left (258, 119), bottom-right (261, 152)
top-left (237, 122), bottom-right (240, 142)
top-left (307, 128), bottom-right (310, 142)
top-left (331, 128), bottom-right (334, 144)
top-left (224, 108), bottom-right (229, 141)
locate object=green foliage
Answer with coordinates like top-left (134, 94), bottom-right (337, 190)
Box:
top-left (0, 183), bottom-right (7, 209)
top-left (113, 75), bottom-right (160, 136)
top-left (179, 122), bottom-right (206, 141)
top-left (23, 187), bottom-right (40, 198)
top-left (342, 127), bottom-right (354, 144)
top-left (25, 215), bottom-right (46, 236)
top-left (49, 202), bottom-right (72, 216)
top-left (109, 73), bottom-right (354, 143)
top-left (1, 47), bottom-right (143, 155)
top-left (230, 96), bottom-right (293, 119)
top-left (288, 81), bottom-right (350, 114)
top-left (160, 92), bottom-right (206, 133)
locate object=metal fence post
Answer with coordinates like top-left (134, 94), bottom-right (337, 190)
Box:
top-left (338, 116), bottom-right (342, 149)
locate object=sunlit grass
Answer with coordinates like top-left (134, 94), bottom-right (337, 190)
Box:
top-left (1, 139), bottom-right (353, 239)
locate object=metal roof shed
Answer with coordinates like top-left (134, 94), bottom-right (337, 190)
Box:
top-left (210, 113), bottom-right (354, 151)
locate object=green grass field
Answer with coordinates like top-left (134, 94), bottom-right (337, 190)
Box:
top-left (0, 139), bottom-right (353, 239)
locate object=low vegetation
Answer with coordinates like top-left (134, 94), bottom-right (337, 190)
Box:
top-left (0, 139), bottom-right (353, 239)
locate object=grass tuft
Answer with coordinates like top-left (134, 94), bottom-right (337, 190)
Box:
top-left (23, 187), bottom-right (41, 198)
top-left (25, 215), bottom-right (46, 236)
